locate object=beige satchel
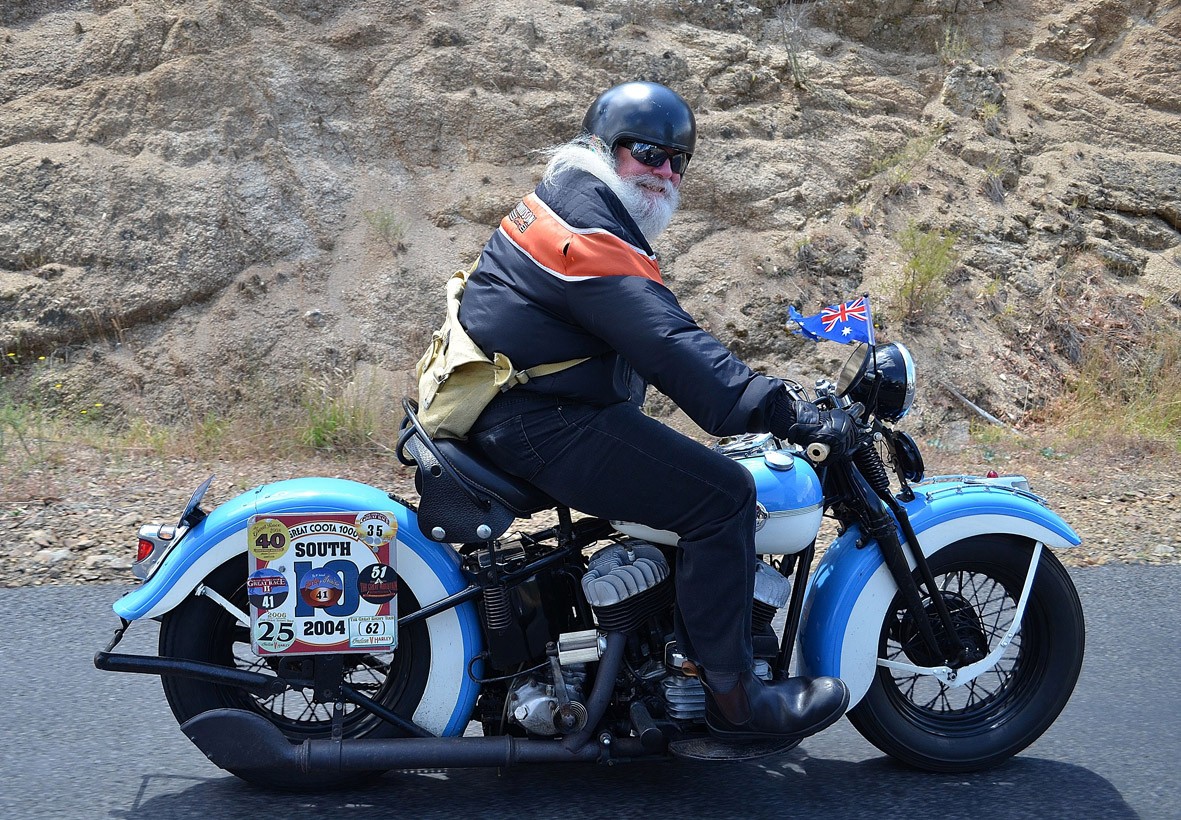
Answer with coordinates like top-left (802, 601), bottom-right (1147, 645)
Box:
top-left (415, 265), bottom-right (587, 440)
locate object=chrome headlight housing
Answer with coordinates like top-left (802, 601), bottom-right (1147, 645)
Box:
top-left (837, 342), bottom-right (916, 422)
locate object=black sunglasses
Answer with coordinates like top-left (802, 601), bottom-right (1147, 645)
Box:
top-left (621, 141), bottom-right (691, 175)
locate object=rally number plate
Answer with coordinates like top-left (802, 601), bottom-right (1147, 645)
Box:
top-left (246, 511), bottom-right (398, 656)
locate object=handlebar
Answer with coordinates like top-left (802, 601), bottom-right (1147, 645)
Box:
top-left (806, 442), bottom-right (831, 463)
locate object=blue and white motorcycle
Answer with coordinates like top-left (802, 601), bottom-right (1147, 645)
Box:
top-left (96, 341), bottom-right (1085, 788)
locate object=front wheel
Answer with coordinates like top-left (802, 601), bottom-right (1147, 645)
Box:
top-left (847, 535), bottom-right (1085, 772)
top-left (159, 556), bottom-right (433, 789)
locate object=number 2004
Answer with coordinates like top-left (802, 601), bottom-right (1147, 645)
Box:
top-left (303, 620), bottom-right (346, 636)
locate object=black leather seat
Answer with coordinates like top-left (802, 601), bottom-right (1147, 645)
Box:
top-left (434, 439), bottom-right (555, 516)
top-left (398, 397), bottom-right (558, 543)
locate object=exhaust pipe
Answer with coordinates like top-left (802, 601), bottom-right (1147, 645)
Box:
top-left (183, 708), bottom-right (623, 772)
top-left (181, 631), bottom-right (654, 774)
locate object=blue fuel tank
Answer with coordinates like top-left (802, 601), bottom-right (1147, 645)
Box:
top-left (612, 435), bottom-right (824, 555)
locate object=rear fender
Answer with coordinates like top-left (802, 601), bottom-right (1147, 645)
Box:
top-left (799, 479), bottom-right (1080, 708)
top-left (111, 477), bottom-right (482, 737)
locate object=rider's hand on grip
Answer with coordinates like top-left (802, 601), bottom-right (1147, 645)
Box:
top-left (786, 400), bottom-right (857, 458)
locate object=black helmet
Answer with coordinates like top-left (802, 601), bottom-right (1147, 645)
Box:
top-left (581, 81), bottom-right (696, 155)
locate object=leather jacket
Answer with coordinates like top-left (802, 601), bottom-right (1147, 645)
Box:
top-left (459, 167), bottom-right (787, 437)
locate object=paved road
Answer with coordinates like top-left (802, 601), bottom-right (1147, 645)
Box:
top-left (2, 565), bottom-right (1178, 819)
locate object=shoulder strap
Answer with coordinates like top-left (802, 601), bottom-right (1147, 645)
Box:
top-left (515, 357), bottom-right (589, 384)
top-left (456, 259), bottom-right (589, 388)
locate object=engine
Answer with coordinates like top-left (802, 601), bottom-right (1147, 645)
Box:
top-left (500, 541), bottom-right (672, 737)
top-left (474, 536), bottom-right (794, 737)
top-left (513, 540), bottom-right (794, 734)
top-left (580, 541), bottom-right (674, 631)
top-left (657, 559), bottom-right (790, 720)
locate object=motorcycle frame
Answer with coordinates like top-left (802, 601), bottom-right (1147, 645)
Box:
top-left (97, 447), bottom-right (1083, 760)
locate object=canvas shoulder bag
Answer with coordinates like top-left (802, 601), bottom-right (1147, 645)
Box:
top-left (415, 265), bottom-right (587, 440)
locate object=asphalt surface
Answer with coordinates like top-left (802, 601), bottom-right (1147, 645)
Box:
top-left (2, 565), bottom-right (1178, 819)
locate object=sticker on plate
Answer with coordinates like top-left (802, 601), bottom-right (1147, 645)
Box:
top-left (247, 567), bottom-right (290, 611)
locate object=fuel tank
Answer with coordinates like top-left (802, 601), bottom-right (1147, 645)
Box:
top-left (613, 435), bottom-right (824, 555)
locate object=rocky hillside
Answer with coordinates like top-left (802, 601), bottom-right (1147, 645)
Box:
top-left (1, 0), bottom-right (1178, 440)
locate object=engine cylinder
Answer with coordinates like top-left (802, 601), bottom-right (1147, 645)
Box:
top-left (581, 541), bottom-right (673, 633)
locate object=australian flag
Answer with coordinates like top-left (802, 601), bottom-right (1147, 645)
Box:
top-left (788, 295), bottom-right (875, 345)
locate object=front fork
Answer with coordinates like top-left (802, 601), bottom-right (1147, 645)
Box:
top-left (840, 455), bottom-right (986, 669)
top-left (878, 541), bottom-right (1043, 687)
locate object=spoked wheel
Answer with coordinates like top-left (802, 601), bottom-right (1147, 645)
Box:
top-left (847, 535), bottom-right (1085, 772)
top-left (159, 556), bottom-right (431, 789)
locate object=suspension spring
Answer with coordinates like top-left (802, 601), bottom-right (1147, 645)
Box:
top-left (854, 442), bottom-right (892, 497)
top-left (482, 584), bottom-right (514, 631)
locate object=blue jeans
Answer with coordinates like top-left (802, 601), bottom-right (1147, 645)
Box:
top-left (471, 391), bottom-right (757, 674)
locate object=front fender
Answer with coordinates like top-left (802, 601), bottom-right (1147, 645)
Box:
top-left (111, 477), bottom-right (483, 737)
top-left (799, 478), bottom-right (1080, 708)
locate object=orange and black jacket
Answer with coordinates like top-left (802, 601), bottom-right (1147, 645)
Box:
top-left (460, 168), bottom-right (787, 437)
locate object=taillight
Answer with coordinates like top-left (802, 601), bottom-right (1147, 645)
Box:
top-left (132, 523), bottom-right (185, 580)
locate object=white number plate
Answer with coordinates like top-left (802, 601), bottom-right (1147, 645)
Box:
top-left (246, 511), bottom-right (399, 656)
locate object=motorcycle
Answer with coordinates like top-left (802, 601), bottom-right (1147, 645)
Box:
top-left (95, 340), bottom-right (1085, 788)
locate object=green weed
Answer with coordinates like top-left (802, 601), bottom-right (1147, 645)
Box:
top-left (978, 101), bottom-right (1003, 136)
top-left (297, 367), bottom-right (389, 451)
top-left (938, 25), bottom-right (970, 65)
top-left (123, 417), bottom-right (173, 456)
top-left (0, 351), bottom-right (55, 463)
top-left (981, 158), bottom-right (1006, 203)
top-left (894, 222), bottom-right (958, 324)
top-left (194, 413), bottom-right (230, 456)
top-left (0, 392), bottom-right (45, 460)
top-left (363, 209), bottom-right (407, 254)
top-left (870, 130), bottom-right (942, 197)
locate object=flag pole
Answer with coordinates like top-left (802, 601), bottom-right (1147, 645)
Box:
top-left (863, 292), bottom-right (876, 348)
top-left (864, 293), bottom-right (881, 415)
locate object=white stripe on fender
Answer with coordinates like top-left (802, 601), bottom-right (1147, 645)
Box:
top-left (397, 542), bottom-right (467, 735)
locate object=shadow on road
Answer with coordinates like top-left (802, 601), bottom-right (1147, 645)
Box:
top-left (112, 749), bottom-right (1136, 820)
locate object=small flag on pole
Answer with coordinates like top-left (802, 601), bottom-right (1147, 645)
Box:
top-left (788, 295), bottom-right (875, 345)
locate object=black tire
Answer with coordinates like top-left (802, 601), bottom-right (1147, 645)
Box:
top-left (159, 556), bottom-right (432, 789)
top-left (847, 535), bottom-right (1085, 772)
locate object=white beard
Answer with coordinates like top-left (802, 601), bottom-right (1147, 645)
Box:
top-left (542, 140), bottom-right (680, 241)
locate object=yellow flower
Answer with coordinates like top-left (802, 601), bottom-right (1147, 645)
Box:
top-left (94, 402), bottom-right (103, 408)
top-left (38, 356), bottom-right (46, 361)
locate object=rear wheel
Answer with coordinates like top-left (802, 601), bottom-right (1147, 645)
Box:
top-left (847, 535), bottom-right (1084, 772)
top-left (159, 556), bottom-right (432, 789)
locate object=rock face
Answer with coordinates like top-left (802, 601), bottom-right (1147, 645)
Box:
top-left (1, 0), bottom-right (1178, 433)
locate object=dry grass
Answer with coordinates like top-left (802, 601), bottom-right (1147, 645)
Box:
top-left (1031, 272), bottom-right (1181, 451)
top-left (0, 363), bottom-right (407, 477)
top-left (1043, 331), bottom-right (1181, 450)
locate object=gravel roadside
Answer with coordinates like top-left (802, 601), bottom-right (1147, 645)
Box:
top-left (2, 438), bottom-right (1178, 589)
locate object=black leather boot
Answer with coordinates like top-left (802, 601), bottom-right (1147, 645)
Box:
top-left (703, 670), bottom-right (850, 741)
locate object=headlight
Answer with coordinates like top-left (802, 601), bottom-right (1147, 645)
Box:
top-left (837, 342), bottom-right (916, 422)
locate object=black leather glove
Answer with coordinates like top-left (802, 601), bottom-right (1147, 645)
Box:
top-left (772, 399), bottom-right (858, 457)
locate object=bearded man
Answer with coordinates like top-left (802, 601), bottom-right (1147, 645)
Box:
top-left (460, 81), bottom-right (853, 742)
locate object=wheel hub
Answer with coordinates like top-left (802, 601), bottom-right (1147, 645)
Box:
top-left (890, 591), bottom-right (989, 668)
